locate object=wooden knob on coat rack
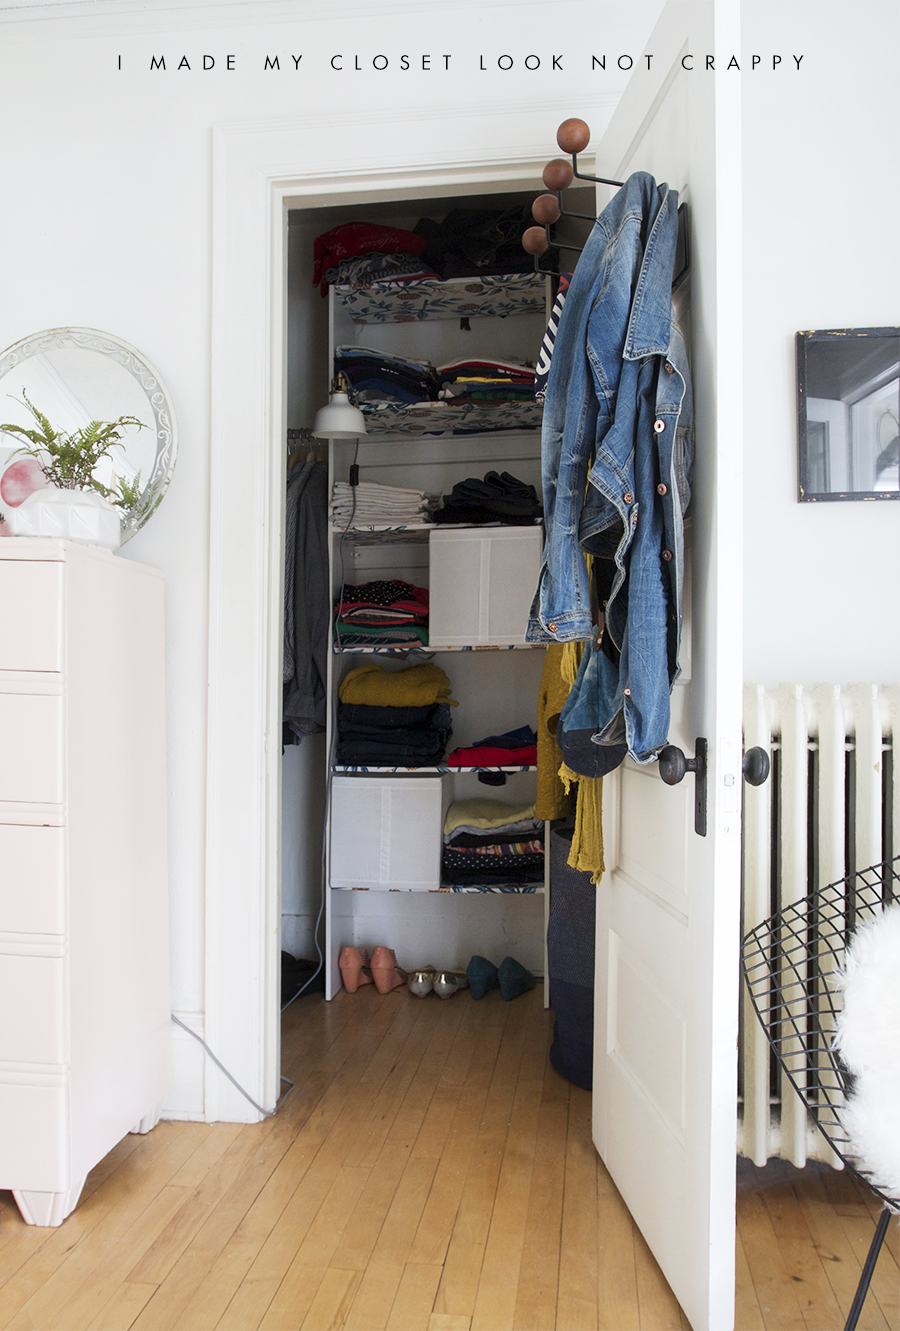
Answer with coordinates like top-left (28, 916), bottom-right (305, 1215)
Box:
top-left (522, 226), bottom-right (549, 256)
top-left (542, 158), bottom-right (574, 192)
top-left (532, 193), bottom-right (561, 225)
top-left (557, 118), bottom-right (591, 154)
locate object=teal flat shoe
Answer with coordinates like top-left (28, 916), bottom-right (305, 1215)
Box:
top-left (466, 955), bottom-right (499, 1000)
top-left (498, 956), bottom-right (536, 1001)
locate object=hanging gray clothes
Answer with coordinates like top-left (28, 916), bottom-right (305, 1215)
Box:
top-left (283, 459), bottom-right (329, 742)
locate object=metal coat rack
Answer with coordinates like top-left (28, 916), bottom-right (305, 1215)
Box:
top-left (523, 117), bottom-right (690, 290)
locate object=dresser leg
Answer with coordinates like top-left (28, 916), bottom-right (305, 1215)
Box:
top-left (130, 1103), bottom-right (163, 1134)
top-left (12, 1178), bottom-right (86, 1226)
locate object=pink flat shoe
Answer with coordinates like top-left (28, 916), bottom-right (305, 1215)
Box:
top-left (370, 946), bottom-right (407, 994)
top-left (339, 946), bottom-right (373, 994)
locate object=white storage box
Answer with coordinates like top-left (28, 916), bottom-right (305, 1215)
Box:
top-left (428, 525), bottom-right (542, 646)
top-left (330, 776), bottom-right (442, 891)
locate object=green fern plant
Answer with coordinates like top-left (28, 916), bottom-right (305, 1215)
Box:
top-left (0, 391), bottom-right (146, 510)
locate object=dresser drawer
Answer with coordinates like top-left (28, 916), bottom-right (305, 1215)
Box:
top-left (0, 955), bottom-right (65, 1064)
top-left (0, 825), bottom-right (65, 934)
top-left (0, 694), bottom-right (64, 804)
top-left (0, 561), bottom-right (63, 672)
top-left (0, 1080), bottom-right (69, 1191)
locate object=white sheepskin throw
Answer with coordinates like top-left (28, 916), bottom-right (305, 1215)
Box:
top-left (834, 901), bottom-right (900, 1201)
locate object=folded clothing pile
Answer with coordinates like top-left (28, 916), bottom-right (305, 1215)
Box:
top-left (432, 471), bottom-right (543, 526)
top-left (330, 480), bottom-right (434, 528)
top-left (313, 223), bottom-right (436, 295)
top-left (446, 725), bottom-right (538, 769)
top-left (325, 252), bottom-right (438, 290)
top-left (336, 662), bottom-right (455, 766)
top-left (442, 797), bottom-right (545, 888)
top-left (334, 580), bottom-right (429, 648)
top-left (334, 346), bottom-right (438, 406)
top-left (437, 357), bottom-right (536, 403)
top-left (414, 206), bottom-right (558, 280)
top-left (337, 701), bottom-right (452, 766)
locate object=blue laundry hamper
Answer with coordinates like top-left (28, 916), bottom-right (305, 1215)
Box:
top-left (547, 826), bottom-right (596, 1089)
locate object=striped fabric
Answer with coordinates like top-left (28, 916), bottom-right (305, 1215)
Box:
top-left (535, 273), bottom-right (572, 404)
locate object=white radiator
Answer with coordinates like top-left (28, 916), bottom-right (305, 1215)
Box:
top-left (739, 682), bottom-right (900, 1167)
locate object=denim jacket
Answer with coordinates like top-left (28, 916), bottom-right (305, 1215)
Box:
top-left (526, 172), bottom-right (693, 771)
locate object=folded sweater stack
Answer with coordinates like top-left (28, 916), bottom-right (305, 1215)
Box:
top-left (334, 346), bottom-right (438, 406)
top-left (330, 480), bottom-right (434, 529)
top-left (336, 662), bottom-right (455, 767)
top-left (437, 357), bottom-right (536, 403)
top-left (442, 798), bottom-right (545, 888)
top-left (334, 579), bottom-right (429, 648)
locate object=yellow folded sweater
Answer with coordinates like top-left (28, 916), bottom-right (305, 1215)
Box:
top-left (338, 661), bottom-right (457, 709)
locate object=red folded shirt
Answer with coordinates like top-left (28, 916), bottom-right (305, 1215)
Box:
top-left (313, 223), bottom-right (426, 294)
top-left (446, 745), bottom-right (537, 768)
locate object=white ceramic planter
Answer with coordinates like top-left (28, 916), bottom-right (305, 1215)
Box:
top-left (7, 488), bottom-right (121, 550)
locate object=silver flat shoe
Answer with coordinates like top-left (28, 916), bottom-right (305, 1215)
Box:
top-left (407, 966), bottom-right (437, 998)
top-left (433, 971), bottom-right (470, 1000)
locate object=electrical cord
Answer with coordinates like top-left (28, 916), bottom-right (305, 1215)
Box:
top-left (183, 440), bottom-right (364, 1109)
top-left (281, 719), bottom-right (339, 1013)
top-left (170, 1014), bottom-right (294, 1118)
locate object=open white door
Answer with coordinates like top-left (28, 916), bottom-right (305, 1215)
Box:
top-left (591, 4), bottom-right (743, 1329)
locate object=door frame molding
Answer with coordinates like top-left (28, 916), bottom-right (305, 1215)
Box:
top-left (205, 102), bottom-right (595, 1120)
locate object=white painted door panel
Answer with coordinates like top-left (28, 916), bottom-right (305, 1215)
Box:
top-left (592, 4), bottom-right (743, 1329)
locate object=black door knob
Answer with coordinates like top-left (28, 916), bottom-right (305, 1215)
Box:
top-left (658, 744), bottom-right (703, 786)
top-left (658, 740), bottom-right (708, 836)
top-left (742, 746), bottom-right (770, 786)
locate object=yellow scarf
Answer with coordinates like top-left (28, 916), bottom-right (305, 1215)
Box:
top-left (555, 640), bottom-right (606, 884)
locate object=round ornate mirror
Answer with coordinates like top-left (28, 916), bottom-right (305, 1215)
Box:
top-left (0, 327), bottom-right (177, 543)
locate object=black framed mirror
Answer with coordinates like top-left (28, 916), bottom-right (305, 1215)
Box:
top-left (796, 327), bottom-right (899, 501)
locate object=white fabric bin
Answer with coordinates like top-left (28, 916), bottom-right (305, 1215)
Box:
top-left (330, 776), bottom-right (442, 890)
top-left (428, 525), bottom-right (542, 646)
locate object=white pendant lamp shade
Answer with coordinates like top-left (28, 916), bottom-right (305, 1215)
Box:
top-left (313, 374), bottom-right (367, 439)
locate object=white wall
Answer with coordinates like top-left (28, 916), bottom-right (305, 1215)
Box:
top-left (0, 0), bottom-right (660, 1117)
top-left (741, 0), bottom-right (900, 686)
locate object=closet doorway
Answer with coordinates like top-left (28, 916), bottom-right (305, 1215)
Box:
top-left (280, 184), bottom-right (594, 1005)
top-left (208, 132), bottom-right (574, 1127)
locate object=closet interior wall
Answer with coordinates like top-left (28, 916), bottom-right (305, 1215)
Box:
top-left (284, 188), bottom-right (593, 990)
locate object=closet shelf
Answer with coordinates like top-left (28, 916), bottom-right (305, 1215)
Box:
top-left (331, 884), bottom-right (544, 895)
top-left (333, 270), bottom-right (548, 324)
top-left (332, 643), bottom-right (545, 654)
top-left (332, 764), bottom-right (537, 774)
top-left (439, 883), bottom-right (543, 894)
top-left (331, 520), bottom-right (542, 534)
top-left (358, 400), bottom-right (543, 437)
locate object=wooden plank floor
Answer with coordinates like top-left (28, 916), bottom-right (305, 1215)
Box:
top-left (736, 1156), bottom-right (899, 1331)
top-left (0, 985), bottom-right (895, 1331)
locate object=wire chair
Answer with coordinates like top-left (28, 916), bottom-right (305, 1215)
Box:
top-left (741, 855), bottom-right (899, 1331)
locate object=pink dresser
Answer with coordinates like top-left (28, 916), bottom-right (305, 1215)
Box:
top-left (0, 539), bottom-right (170, 1225)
